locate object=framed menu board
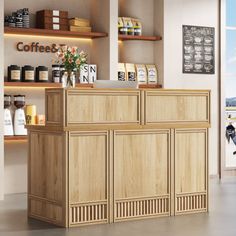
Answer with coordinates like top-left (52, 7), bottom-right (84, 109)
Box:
top-left (183, 25), bottom-right (215, 74)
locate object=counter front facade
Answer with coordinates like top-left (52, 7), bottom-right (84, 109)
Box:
top-left (27, 88), bottom-right (210, 227)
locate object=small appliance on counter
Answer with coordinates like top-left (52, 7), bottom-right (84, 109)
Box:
top-left (14, 95), bottom-right (27, 135)
top-left (4, 95), bottom-right (14, 136)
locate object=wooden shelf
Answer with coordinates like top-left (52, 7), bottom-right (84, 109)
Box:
top-left (139, 84), bottom-right (162, 88)
top-left (4, 136), bottom-right (27, 142)
top-left (119, 34), bottom-right (162, 41)
top-left (4, 82), bottom-right (93, 88)
top-left (4, 27), bottom-right (108, 39)
top-left (4, 82), bottom-right (162, 89)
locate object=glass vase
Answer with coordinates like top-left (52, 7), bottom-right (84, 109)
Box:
top-left (62, 71), bottom-right (75, 88)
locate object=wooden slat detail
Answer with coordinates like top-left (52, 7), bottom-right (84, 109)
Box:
top-left (175, 193), bottom-right (207, 214)
top-left (70, 202), bottom-right (108, 224)
top-left (115, 196), bottom-right (169, 220)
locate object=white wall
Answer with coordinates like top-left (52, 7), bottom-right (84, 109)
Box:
top-left (163, 0), bottom-right (219, 175)
top-left (0, 0), bottom-right (4, 200)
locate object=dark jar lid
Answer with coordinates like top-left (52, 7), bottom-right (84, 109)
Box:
top-left (8, 65), bottom-right (20, 70)
top-left (23, 65), bottom-right (34, 70)
top-left (37, 66), bottom-right (48, 71)
top-left (14, 95), bottom-right (25, 97)
top-left (4, 94), bottom-right (11, 99)
top-left (14, 95), bottom-right (26, 102)
top-left (52, 64), bottom-right (60, 68)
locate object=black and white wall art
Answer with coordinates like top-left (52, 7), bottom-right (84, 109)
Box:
top-left (183, 25), bottom-right (215, 74)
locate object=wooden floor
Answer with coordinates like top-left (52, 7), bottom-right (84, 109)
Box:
top-left (0, 177), bottom-right (236, 236)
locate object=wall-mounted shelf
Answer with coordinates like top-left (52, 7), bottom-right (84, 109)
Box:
top-left (4, 82), bottom-right (93, 88)
top-left (4, 82), bottom-right (162, 89)
top-left (119, 34), bottom-right (162, 41)
top-left (4, 27), bottom-right (108, 39)
top-left (4, 136), bottom-right (27, 142)
top-left (139, 84), bottom-right (162, 88)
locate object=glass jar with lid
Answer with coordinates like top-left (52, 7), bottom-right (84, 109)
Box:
top-left (22, 65), bottom-right (35, 82)
top-left (8, 65), bottom-right (21, 82)
top-left (52, 64), bottom-right (60, 83)
top-left (36, 66), bottom-right (49, 82)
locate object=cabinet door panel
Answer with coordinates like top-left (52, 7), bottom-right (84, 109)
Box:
top-left (69, 131), bottom-right (108, 225)
top-left (28, 131), bottom-right (65, 226)
top-left (175, 129), bottom-right (208, 214)
top-left (145, 91), bottom-right (210, 124)
top-left (66, 90), bottom-right (140, 125)
top-left (114, 130), bottom-right (170, 221)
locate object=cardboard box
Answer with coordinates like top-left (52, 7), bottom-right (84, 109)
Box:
top-left (37, 17), bottom-right (68, 26)
top-left (36, 10), bottom-right (69, 30)
top-left (69, 26), bottom-right (92, 32)
top-left (69, 18), bottom-right (90, 27)
top-left (36, 10), bottom-right (68, 19)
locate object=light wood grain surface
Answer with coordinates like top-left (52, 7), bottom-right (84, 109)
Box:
top-left (28, 88), bottom-right (210, 227)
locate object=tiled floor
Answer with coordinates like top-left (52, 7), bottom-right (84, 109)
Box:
top-left (0, 178), bottom-right (236, 236)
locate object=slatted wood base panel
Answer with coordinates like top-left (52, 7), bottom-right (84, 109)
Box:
top-left (175, 192), bottom-right (207, 214)
top-left (115, 196), bottom-right (170, 221)
top-left (69, 201), bottom-right (108, 226)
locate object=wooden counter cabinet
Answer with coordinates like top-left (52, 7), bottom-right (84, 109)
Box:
top-left (27, 88), bottom-right (210, 227)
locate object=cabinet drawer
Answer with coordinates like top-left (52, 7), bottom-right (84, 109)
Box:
top-left (145, 90), bottom-right (210, 124)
